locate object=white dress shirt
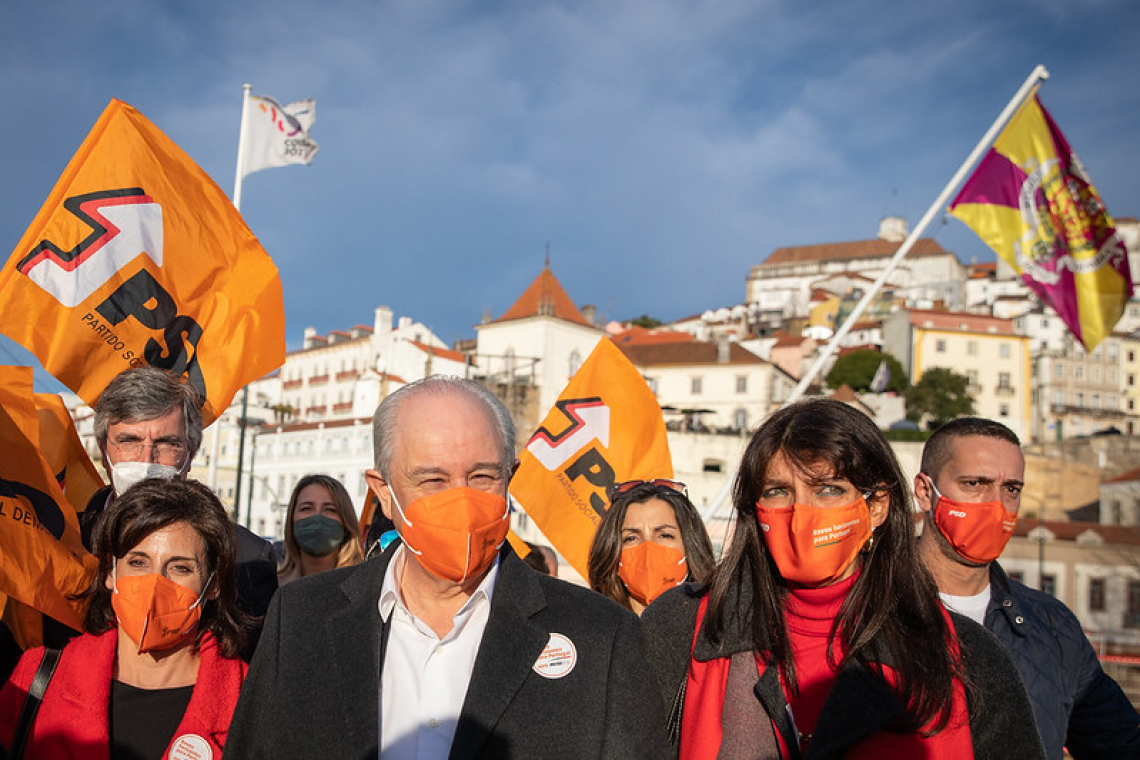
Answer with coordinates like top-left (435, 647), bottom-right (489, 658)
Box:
top-left (939, 585), bottom-right (991, 626)
top-left (378, 546), bottom-right (499, 760)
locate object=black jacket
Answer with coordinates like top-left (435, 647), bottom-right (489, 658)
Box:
top-left (642, 579), bottom-right (1046, 760)
top-left (224, 542), bottom-right (669, 759)
top-left (986, 562), bottom-right (1140, 760)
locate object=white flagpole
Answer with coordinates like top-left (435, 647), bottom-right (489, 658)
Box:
top-left (232, 83), bottom-right (252, 212)
top-left (229, 83), bottom-right (253, 523)
top-left (703, 64), bottom-right (1051, 524)
top-left (784, 64), bottom-right (1049, 405)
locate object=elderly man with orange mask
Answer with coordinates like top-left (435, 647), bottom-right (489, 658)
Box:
top-left (226, 376), bottom-right (668, 759)
top-left (915, 416), bottom-right (1140, 760)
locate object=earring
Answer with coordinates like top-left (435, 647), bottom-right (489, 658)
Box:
top-left (864, 534), bottom-right (875, 554)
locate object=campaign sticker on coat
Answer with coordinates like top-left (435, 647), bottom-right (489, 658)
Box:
top-left (169, 733), bottom-right (211, 760)
top-left (533, 632), bottom-right (577, 679)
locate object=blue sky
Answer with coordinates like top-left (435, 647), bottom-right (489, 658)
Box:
top-left (2, 0), bottom-right (1138, 391)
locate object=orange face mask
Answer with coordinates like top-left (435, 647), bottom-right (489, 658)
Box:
top-left (757, 497), bottom-right (871, 585)
top-left (391, 486), bottom-right (510, 583)
top-left (926, 476), bottom-right (1017, 564)
top-left (618, 541), bottom-right (688, 607)
top-left (112, 570), bottom-right (210, 653)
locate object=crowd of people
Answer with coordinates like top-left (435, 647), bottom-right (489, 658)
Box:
top-left (1, 366), bottom-right (1138, 759)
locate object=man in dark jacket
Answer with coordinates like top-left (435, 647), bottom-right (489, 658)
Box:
top-left (226, 376), bottom-right (667, 759)
top-left (82, 367), bottom-right (277, 652)
top-left (916, 416), bottom-right (1140, 759)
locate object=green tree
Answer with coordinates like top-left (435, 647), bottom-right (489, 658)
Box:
top-left (905, 367), bottom-right (975, 429)
top-left (629, 314), bottom-right (663, 328)
top-left (825, 350), bottom-right (908, 393)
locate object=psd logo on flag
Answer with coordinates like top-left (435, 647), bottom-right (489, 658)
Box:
top-left (510, 339), bottom-right (672, 578)
top-left (0, 99), bottom-right (286, 423)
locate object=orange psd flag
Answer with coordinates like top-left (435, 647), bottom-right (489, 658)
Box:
top-left (510, 339), bottom-right (672, 578)
top-left (0, 367), bottom-right (95, 631)
top-left (0, 99), bottom-right (285, 424)
top-left (35, 392), bottom-right (104, 519)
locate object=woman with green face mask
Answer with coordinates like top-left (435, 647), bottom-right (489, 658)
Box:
top-left (278, 475), bottom-right (364, 585)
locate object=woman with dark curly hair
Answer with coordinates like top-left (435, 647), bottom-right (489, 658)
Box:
top-left (588, 479), bottom-right (714, 615)
top-left (0, 478), bottom-right (251, 759)
top-left (641, 399), bottom-right (1044, 759)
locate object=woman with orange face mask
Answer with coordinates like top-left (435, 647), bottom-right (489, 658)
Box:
top-left (0, 479), bottom-right (251, 760)
top-left (641, 399), bottom-right (1044, 760)
top-left (587, 480), bottom-right (714, 615)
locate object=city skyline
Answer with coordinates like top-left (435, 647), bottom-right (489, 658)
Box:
top-left (2, 0), bottom-right (1138, 394)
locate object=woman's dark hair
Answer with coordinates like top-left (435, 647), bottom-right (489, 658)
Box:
top-left (587, 482), bottom-right (715, 611)
top-left (80, 478), bottom-right (251, 658)
top-left (705, 398), bottom-right (965, 733)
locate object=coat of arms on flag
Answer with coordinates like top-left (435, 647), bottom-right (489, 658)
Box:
top-left (949, 91), bottom-right (1133, 351)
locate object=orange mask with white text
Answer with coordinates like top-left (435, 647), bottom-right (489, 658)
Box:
top-left (757, 497), bottom-right (872, 585)
top-left (618, 541), bottom-right (688, 607)
top-left (112, 571), bottom-right (208, 653)
top-left (926, 476), bottom-right (1017, 564)
top-left (391, 486), bottom-right (510, 583)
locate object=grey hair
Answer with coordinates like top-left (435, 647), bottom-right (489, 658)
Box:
top-left (93, 367), bottom-right (204, 458)
top-left (372, 376), bottom-right (516, 479)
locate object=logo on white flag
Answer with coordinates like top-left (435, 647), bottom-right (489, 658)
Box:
top-left (241, 94), bottom-right (319, 177)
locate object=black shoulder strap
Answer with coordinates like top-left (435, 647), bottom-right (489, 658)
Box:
top-left (9, 648), bottom-right (61, 759)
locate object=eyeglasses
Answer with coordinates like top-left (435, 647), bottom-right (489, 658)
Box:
top-left (109, 439), bottom-right (188, 467)
top-left (608, 478), bottom-right (688, 501)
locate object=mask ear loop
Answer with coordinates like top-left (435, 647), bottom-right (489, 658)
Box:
top-left (190, 572), bottom-right (215, 611)
top-left (387, 484), bottom-right (422, 557)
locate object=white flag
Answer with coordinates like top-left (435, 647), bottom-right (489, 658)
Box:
top-left (240, 94), bottom-right (319, 177)
top-left (869, 358), bottom-right (891, 393)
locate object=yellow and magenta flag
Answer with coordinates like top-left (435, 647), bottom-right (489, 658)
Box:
top-left (0, 99), bottom-right (286, 423)
top-left (0, 366), bottom-right (95, 632)
top-left (949, 91), bottom-right (1133, 351)
top-left (510, 339), bottom-right (673, 579)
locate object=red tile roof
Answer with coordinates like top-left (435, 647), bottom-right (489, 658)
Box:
top-left (906, 308), bottom-right (1016, 334)
top-left (611, 326), bottom-right (694, 345)
top-left (762, 237), bottom-right (947, 267)
top-left (408, 340), bottom-right (469, 364)
top-left (1013, 520), bottom-right (1140, 546)
top-left (615, 339), bottom-right (764, 366)
top-left (494, 265), bottom-right (591, 326)
top-left (1107, 465), bottom-right (1140, 484)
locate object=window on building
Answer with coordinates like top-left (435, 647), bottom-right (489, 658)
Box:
top-left (1092, 367), bottom-right (1102, 383)
top-left (935, 339), bottom-right (946, 353)
top-left (1107, 344), bottom-right (1119, 362)
top-left (703, 459), bottom-right (724, 473)
top-left (1076, 392), bottom-right (1085, 408)
top-left (645, 376), bottom-right (658, 394)
top-left (568, 349), bottom-right (581, 378)
top-left (1112, 501), bottom-right (1123, 525)
top-left (999, 403), bottom-right (1010, 417)
top-left (967, 341), bottom-right (978, 356)
top-left (998, 372), bottom-right (1012, 390)
top-left (691, 376), bottom-right (703, 395)
top-left (1129, 374), bottom-right (1136, 387)
top-left (967, 370), bottom-right (978, 388)
top-left (1000, 344), bottom-right (1011, 359)
top-left (1008, 570), bottom-right (1024, 584)
top-left (1091, 394), bottom-right (1100, 411)
top-left (1075, 365), bottom-right (1085, 380)
top-left (1053, 389), bottom-right (1064, 406)
top-left (1054, 364), bottom-right (1064, 378)
top-left (733, 408), bottom-right (748, 430)
top-left (736, 375), bottom-right (748, 394)
top-left (1040, 574), bottom-right (1056, 597)
top-left (1089, 578), bottom-right (1106, 612)
top-left (1127, 582), bottom-right (1140, 628)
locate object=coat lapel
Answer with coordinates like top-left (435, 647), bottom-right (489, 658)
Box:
top-left (324, 552), bottom-right (390, 755)
top-left (448, 550), bottom-right (550, 760)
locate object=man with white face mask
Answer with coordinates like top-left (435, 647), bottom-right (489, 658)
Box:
top-left (916, 417), bottom-right (1140, 760)
top-left (82, 367), bottom-right (277, 656)
top-left (227, 375), bottom-right (668, 759)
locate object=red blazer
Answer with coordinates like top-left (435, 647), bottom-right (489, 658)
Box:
top-left (0, 628), bottom-right (247, 760)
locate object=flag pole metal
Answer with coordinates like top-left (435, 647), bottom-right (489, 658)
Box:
top-left (784, 64), bottom-right (1050, 405)
top-left (231, 83), bottom-right (252, 523)
top-left (702, 65), bottom-right (1050, 527)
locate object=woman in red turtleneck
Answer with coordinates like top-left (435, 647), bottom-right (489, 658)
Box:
top-left (642, 399), bottom-right (1044, 759)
